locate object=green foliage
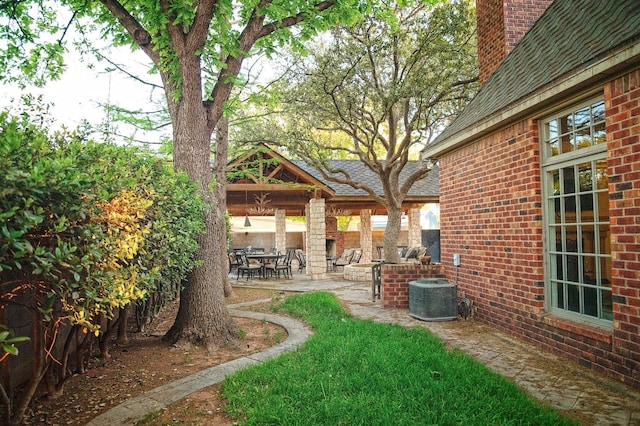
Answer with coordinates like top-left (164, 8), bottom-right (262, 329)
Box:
top-left (0, 325), bottom-right (29, 360)
top-left (235, 0), bottom-right (478, 163)
top-left (0, 110), bottom-right (204, 333)
top-left (0, 110), bottom-right (205, 423)
top-left (223, 292), bottom-right (577, 426)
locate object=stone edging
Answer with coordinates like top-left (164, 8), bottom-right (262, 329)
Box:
top-left (85, 306), bottom-right (312, 426)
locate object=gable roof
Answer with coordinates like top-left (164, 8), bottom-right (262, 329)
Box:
top-left (424, 0), bottom-right (640, 158)
top-left (293, 159), bottom-right (439, 198)
top-left (226, 145), bottom-right (438, 216)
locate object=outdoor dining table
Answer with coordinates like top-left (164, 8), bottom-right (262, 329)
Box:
top-left (245, 253), bottom-right (283, 278)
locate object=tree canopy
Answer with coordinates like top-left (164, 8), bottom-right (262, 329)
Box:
top-left (234, 0), bottom-right (478, 260)
top-left (0, 0), bottom-right (383, 352)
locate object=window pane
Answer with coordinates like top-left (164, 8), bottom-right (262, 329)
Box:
top-left (563, 167), bottom-right (576, 193)
top-left (546, 119), bottom-right (558, 139)
top-left (593, 122), bottom-right (606, 145)
top-left (596, 159), bottom-right (608, 189)
top-left (561, 133), bottom-right (573, 153)
top-left (564, 197), bottom-right (576, 221)
top-left (575, 106), bottom-right (590, 127)
top-left (584, 286), bottom-right (598, 317)
top-left (582, 225), bottom-right (595, 253)
top-left (551, 226), bottom-right (562, 246)
top-left (600, 257), bottom-right (611, 286)
top-left (550, 169), bottom-right (560, 195)
top-left (601, 289), bottom-right (612, 321)
top-left (583, 254), bottom-right (596, 279)
top-left (580, 195), bottom-right (594, 221)
top-left (592, 100), bottom-right (605, 123)
top-left (567, 284), bottom-right (580, 312)
top-left (552, 281), bottom-right (564, 308)
top-left (566, 253), bottom-right (579, 281)
top-left (599, 223), bottom-right (610, 253)
top-left (578, 162), bottom-right (593, 192)
top-left (596, 191), bottom-right (609, 219)
top-left (554, 253), bottom-right (564, 280)
top-left (575, 129), bottom-right (591, 149)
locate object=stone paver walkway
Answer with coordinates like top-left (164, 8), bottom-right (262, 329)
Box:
top-left (89, 274), bottom-right (640, 426)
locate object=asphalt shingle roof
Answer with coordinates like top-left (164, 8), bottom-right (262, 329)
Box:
top-left (293, 160), bottom-right (439, 198)
top-left (431, 0), bottom-right (640, 146)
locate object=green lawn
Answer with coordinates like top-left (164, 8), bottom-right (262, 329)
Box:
top-left (223, 292), bottom-right (577, 425)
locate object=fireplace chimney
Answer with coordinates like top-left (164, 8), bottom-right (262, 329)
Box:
top-left (476, 0), bottom-right (553, 85)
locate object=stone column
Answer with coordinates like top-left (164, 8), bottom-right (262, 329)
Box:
top-left (307, 198), bottom-right (327, 279)
top-left (408, 207), bottom-right (422, 248)
top-left (360, 209), bottom-right (372, 263)
top-left (275, 209), bottom-right (286, 254)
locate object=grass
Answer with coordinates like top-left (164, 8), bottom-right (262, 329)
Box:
top-left (222, 292), bottom-right (577, 426)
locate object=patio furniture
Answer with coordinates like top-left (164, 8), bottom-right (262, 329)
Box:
top-left (246, 253), bottom-right (283, 278)
top-left (274, 249), bottom-right (294, 279)
top-left (351, 249), bottom-right (363, 264)
top-left (228, 252), bottom-right (242, 274)
top-left (265, 250), bottom-right (293, 279)
top-left (333, 249), bottom-right (354, 271)
top-left (372, 262), bottom-right (382, 301)
top-left (237, 253), bottom-right (262, 280)
top-left (295, 250), bottom-right (306, 273)
top-left (400, 247), bottom-right (427, 264)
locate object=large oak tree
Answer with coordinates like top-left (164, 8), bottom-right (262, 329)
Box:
top-left (0, 0), bottom-right (371, 349)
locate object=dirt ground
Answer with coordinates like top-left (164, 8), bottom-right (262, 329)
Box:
top-left (23, 287), bottom-right (288, 426)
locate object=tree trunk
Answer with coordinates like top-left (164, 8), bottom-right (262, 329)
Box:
top-left (214, 116), bottom-right (234, 298)
top-left (116, 306), bottom-right (128, 344)
top-left (10, 309), bottom-right (48, 424)
top-left (383, 205), bottom-right (403, 263)
top-left (163, 59), bottom-right (237, 349)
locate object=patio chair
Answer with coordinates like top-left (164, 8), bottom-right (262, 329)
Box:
top-left (351, 249), bottom-right (363, 264)
top-left (264, 251), bottom-right (282, 278)
top-left (271, 249), bottom-right (294, 279)
top-left (333, 249), bottom-right (354, 271)
top-left (237, 253), bottom-right (262, 280)
top-left (228, 252), bottom-right (242, 274)
top-left (372, 262), bottom-right (382, 301)
top-left (295, 250), bottom-right (306, 273)
top-left (276, 250), bottom-right (295, 278)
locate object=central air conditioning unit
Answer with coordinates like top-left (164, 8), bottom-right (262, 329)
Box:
top-left (409, 278), bottom-right (457, 321)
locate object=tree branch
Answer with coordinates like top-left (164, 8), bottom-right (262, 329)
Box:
top-left (99, 0), bottom-right (160, 64)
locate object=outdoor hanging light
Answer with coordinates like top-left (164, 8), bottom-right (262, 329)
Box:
top-left (244, 213), bottom-right (252, 227)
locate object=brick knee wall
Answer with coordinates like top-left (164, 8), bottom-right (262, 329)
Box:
top-left (381, 264), bottom-right (446, 308)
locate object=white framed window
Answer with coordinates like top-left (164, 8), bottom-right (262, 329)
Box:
top-left (541, 96), bottom-right (612, 325)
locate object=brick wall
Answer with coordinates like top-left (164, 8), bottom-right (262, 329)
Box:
top-left (325, 216), bottom-right (343, 257)
top-left (607, 69), bottom-right (640, 386)
top-left (439, 119), bottom-right (544, 325)
top-left (477, 0), bottom-right (552, 85)
top-left (381, 263), bottom-right (446, 308)
top-left (437, 68), bottom-right (640, 389)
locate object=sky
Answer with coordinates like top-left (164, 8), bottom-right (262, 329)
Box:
top-left (1, 46), bottom-right (169, 147)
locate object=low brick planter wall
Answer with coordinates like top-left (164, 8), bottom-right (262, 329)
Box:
top-left (381, 263), bottom-right (446, 308)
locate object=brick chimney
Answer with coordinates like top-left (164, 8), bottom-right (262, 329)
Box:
top-left (476, 0), bottom-right (553, 85)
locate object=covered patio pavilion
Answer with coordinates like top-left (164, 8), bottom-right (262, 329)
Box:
top-left (226, 146), bottom-right (438, 279)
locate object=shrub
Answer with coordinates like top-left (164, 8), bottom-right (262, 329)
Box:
top-left (0, 112), bottom-right (204, 423)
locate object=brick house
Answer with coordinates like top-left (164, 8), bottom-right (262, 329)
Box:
top-left (422, 0), bottom-right (640, 388)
